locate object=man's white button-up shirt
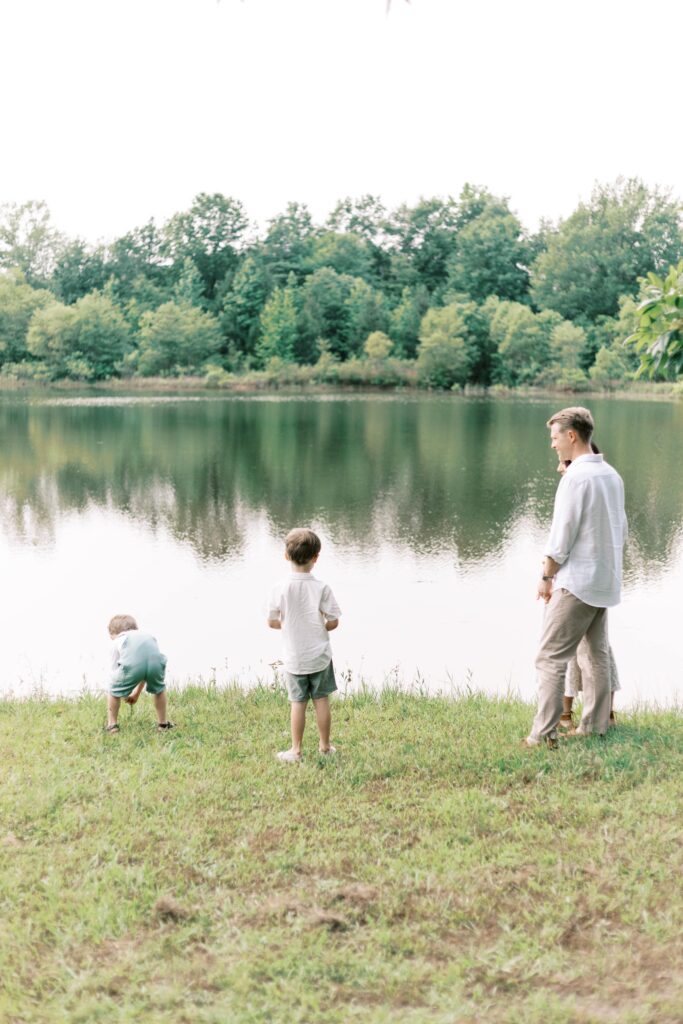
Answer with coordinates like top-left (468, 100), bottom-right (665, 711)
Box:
top-left (546, 453), bottom-right (627, 608)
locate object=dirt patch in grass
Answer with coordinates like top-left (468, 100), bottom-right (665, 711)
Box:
top-left (244, 881), bottom-right (381, 932)
top-left (153, 895), bottom-right (192, 923)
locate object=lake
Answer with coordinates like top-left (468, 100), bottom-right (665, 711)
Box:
top-left (1, 392), bottom-right (681, 706)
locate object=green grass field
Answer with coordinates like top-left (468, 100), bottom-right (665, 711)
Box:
top-left (1, 686), bottom-right (682, 1023)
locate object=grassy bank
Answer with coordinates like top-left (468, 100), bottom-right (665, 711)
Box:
top-left (0, 372), bottom-right (681, 402)
top-left (1, 687), bottom-right (682, 1023)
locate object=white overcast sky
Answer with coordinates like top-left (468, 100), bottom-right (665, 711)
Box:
top-left (2, 0), bottom-right (681, 243)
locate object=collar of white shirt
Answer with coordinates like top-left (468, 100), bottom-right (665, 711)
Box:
top-left (566, 453), bottom-right (603, 472)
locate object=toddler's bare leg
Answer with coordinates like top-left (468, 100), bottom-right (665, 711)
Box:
top-left (313, 696), bottom-right (331, 752)
top-left (153, 691), bottom-right (168, 725)
top-left (124, 681), bottom-right (146, 705)
top-left (290, 701), bottom-right (307, 755)
top-left (107, 695), bottom-right (121, 729)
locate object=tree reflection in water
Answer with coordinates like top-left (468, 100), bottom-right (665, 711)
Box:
top-left (0, 395), bottom-right (681, 573)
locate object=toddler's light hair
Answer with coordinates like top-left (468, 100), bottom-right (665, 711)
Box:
top-left (108, 614), bottom-right (138, 636)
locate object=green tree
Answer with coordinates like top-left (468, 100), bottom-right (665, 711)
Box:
top-left (0, 271), bottom-right (52, 365)
top-left (416, 305), bottom-right (471, 389)
top-left (298, 267), bottom-right (354, 362)
top-left (309, 231), bottom-right (374, 281)
top-left (50, 239), bottom-right (108, 304)
top-left (256, 284), bottom-right (298, 365)
top-left (531, 178), bottom-right (683, 320)
top-left (137, 302), bottom-right (222, 375)
top-left (327, 195), bottom-right (387, 244)
top-left (344, 278), bottom-right (389, 355)
top-left (445, 299), bottom-right (496, 385)
top-left (220, 254), bottom-right (272, 362)
top-left (105, 220), bottom-right (170, 302)
top-left (447, 190), bottom-right (529, 302)
top-left (625, 262), bottom-right (683, 377)
top-left (488, 300), bottom-right (560, 386)
top-left (385, 197), bottom-right (459, 295)
top-left (261, 203), bottom-right (315, 286)
top-left (163, 194), bottom-right (248, 303)
top-left (589, 346), bottom-right (629, 388)
top-left (548, 321), bottom-right (588, 370)
top-left (363, 331), bottom-right (393, 359)
top-left (0, 201), bottom-right (63, 285)
top-left (585, 295), bottom-right (640, 373)
top-left (173, 258), bottom-right (206, 307)
top-left (27, 292), bottom-right (132, 379)
top-left (388, 285), bottom-right (430, 358)
top-left (326, 195), bottom-right (391, 284)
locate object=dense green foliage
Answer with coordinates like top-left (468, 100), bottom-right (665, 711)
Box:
top-left (2, 688), bottom-right (683, 1023)
top-left (1, 178), bottom-right (681, 386)
top-left (625, 262), bottom-right (683, 378)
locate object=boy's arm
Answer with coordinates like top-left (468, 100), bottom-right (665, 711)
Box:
top-left (320, 585), bottom-right (342, 631)
top-left (266, 585), bottom-right (282, 629)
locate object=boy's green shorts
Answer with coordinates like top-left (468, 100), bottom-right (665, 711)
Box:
top-left (285, 662), bottom-right (337, 703)
top-left (110, 661), bottom-right (167, 699)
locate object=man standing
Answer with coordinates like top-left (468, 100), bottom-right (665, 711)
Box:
top-left (525, 407), bottom-right (627, 747)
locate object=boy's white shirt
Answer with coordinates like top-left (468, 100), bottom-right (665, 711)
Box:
top-left (268, 572), bottom-right (341, 674)
top-left (110, 630), bottom-right (133, 671)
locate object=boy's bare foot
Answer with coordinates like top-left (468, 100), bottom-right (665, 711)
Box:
top-left (558, 713), bottom-right (574, 733)
top-left (277, 749), bottom-right (302, 763)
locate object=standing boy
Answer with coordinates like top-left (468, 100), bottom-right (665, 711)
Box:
top-left (267, 528), bottom-right (341, 762)
top-left (106, 614), bottom-right (172, 733)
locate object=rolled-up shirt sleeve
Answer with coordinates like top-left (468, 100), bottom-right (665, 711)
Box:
top-left (267, 586), bottom-right (282, 621)
top-left (320, 585), bottom-right (341, 620)
top-left (545, 479), bottom-right (586, 565)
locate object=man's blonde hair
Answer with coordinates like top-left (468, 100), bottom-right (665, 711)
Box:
top-left (108, 614), bottom-right (138, 636)
top-left (547, 406), bottom-right (594, 445)
top-left (285, 528), bottom-right (321, 566)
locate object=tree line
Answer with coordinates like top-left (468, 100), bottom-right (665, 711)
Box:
top-left (0, 178), bottom-right (681, 388)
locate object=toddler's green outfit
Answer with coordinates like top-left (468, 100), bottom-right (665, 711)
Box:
top-left (110, 630), bottom-right (167, 699)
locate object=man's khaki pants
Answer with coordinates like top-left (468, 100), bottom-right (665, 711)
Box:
top-left (529, 588), bottom-right (611, 742)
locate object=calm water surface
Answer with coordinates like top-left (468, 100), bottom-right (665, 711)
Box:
top-left (1, 393), bottom-right (681, 705)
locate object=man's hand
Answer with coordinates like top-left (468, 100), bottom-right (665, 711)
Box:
top-left (536, 555), bottom-right (560, 603)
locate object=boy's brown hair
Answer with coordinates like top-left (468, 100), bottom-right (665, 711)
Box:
top-left (108, 614), bottom-right (138, 636)
top-left (285, 528), bottom-right (321, 566)
top-left (546, 406), bottom-right (594, 444)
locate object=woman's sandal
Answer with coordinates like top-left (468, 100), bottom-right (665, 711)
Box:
top-left (105, 723), bottom-right (120, 733)
top-left (157, 722), bottom-right (175, 731)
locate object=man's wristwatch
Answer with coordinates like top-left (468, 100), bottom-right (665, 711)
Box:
top-left (541, 575), bottom-right (555, 582)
